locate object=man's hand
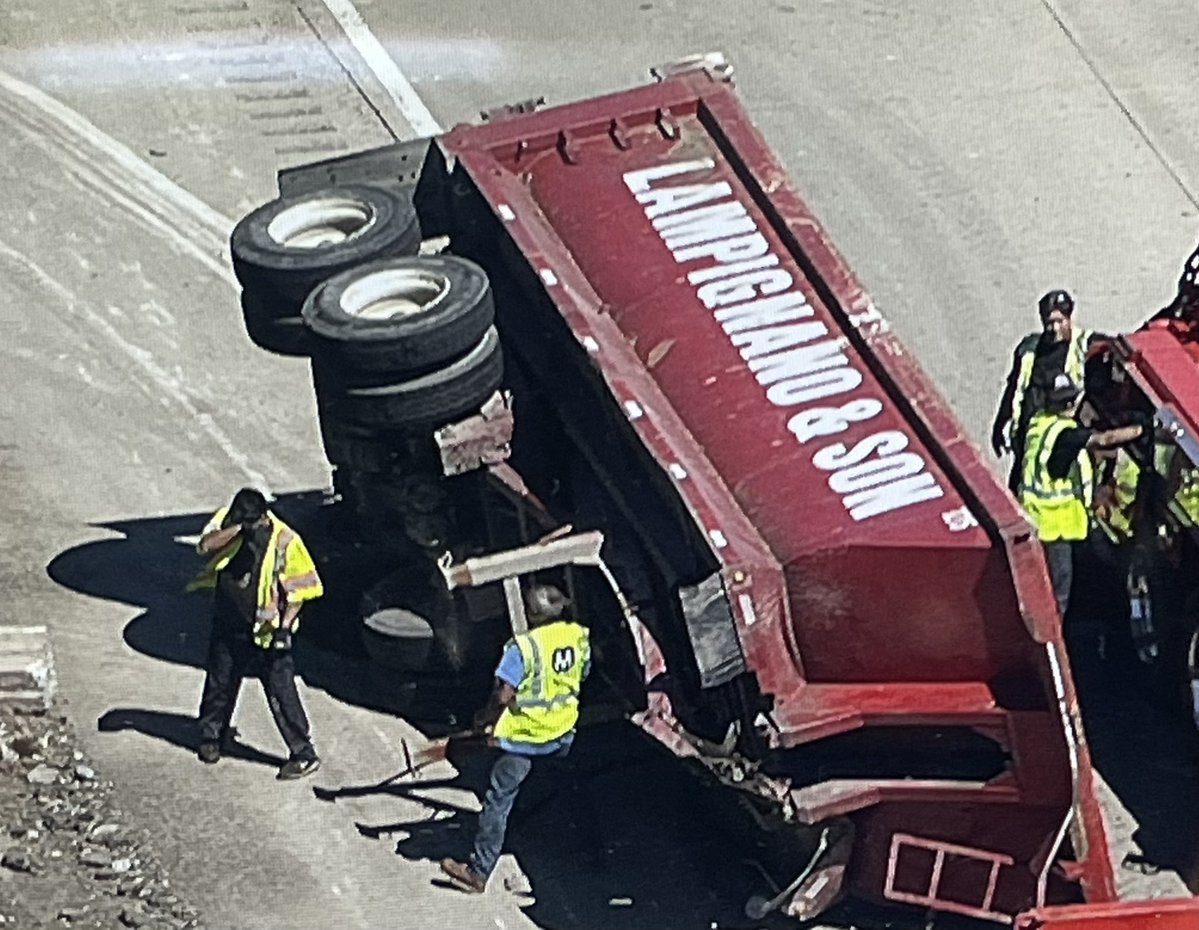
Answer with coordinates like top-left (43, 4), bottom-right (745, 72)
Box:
top-left (473, 681), bottom-right (517, 732)
top-left (198, 522), bottom-right (242, 555)
top-left (991, 426), bottom-right (1009, 457)
top-left (1092, 484), bottom-right (1117, 522)
top-left (271, 629), bottom-right (293, 652)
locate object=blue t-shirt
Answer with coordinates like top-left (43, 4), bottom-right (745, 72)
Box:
top-left (494, 641), bottom-right (588, 756)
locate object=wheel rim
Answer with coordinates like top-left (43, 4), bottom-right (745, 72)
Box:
top-left (266, 197), bottom-right (377, 248)
top-left (338, 268), bottom-right (451, 322)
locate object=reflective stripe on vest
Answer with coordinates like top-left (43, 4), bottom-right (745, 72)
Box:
top-left (493, 621), bottom-right (590, 747)
top-left (1010, 328), bottom-right (1092, 443)
top-left (1095, 453), bottom-right (1139, 542)
top-left (187, 510), bottom-right (323, 649)
top-left (1020, 412), bottom-right (1093, 542)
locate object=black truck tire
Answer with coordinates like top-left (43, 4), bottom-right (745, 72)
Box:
top-left (318, 419), bottom-right (399, 473)
top-left (338, 327), bottom-right (504, 429)
top-left (231, 184), bottom-right (421, 315)
top-left (302, 255), bottom-right (495, 376)
top-left (362, 607), bottom-right (436, 672)
top-left (241, 291), bottom-right (312, 357)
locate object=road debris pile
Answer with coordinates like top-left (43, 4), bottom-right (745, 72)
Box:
top-left (0, 704), bottom-right (202, 930)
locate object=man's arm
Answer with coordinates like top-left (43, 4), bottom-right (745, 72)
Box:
top-left (991, 348), bottom-right (1024, 455)
top-left (1045, 424), bottom-right (1145, 480)
top-left (473, 681), bottom-right (517, 731)
top-left (198, 522), bottom-right (241, 555)
top-left (474, 642), bottom-right (524, 732)
top-left (1087, 423), bottom-right (1144, 452)
top-left (279, 599), bottom-right (303, 633)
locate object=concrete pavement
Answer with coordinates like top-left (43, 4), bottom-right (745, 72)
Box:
top-left (0, 0), bottom-right (1196, 926)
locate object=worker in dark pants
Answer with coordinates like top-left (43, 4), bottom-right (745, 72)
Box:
top-left (188, 488), bottom-right (324, 780)
top-left (1020, 375), bottom-right (1144, 624)
top-left (992, 289), bottom-right (1104, 492)
top-left (440, 584), bottom-right (590, 893)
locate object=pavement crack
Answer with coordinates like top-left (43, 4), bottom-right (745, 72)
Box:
top-left (294, 2), bottom-right (399, 142)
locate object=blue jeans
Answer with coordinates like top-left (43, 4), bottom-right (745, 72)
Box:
top-left (469, 750), bottom-right (541, 880)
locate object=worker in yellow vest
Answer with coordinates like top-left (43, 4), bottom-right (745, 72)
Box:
top-left (1092, 450), bottom-right (1140, 544)
top-left (992, 289), bottom-right (1101, 492)
top-left (1020, 375), bottom-right (1144, 618)
top-left (188, 488), bottom-right (324, 779)
top-left (441, 584), bottom-right (590, 893)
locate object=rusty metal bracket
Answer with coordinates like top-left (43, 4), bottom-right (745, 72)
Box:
top-left (608, 117), bottom-right (632, 150)
top-left (655, 107), bottom-right (680, 140)
top-left (481, 96), bottom-right (546, 122)
top-left (650, 51), bottom-right (734, 84)
top-left (434, 391), bottom-right (514, 476)
top-left (557, 129), bottom-right (578, 164)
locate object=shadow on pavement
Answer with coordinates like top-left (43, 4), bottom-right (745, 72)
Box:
top-left (1069, 549), bottom-right (1199, 891)
top-left (48, 495), bottom-right (1126, 928)
top-left (325, 721), bottom-right (805, 930)
top-left (45, 491), bottom-right (479, 729)
top-left (97, 709), bottom-right (285, 768)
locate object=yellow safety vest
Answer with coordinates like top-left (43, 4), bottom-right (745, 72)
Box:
top-left (1154, 445), bottom-right (1199, 530)
top-left (494, 621), bottom-right (590, 747)
top-left (1007, 328), bottom-right (1092, 446)
top-left (1020, 412), bottom-right (1093, 542)
top-left (1095, 453), bottom-right (1139, 542)
top-left (1169, 452), bottom-right (1199, 528)
top-left (187, 507), bottom-right (324, 648)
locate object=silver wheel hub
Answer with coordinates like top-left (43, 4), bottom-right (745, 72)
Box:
top-left (339, 268), bottom-right (450, 322)
top-left (267, 197), bottom-right (377, 249)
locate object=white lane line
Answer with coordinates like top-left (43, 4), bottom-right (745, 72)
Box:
top-left (317, 0), bottom-right (443, 137)
top-left (0, 67), bottom-right (294, 490)
top-left (0, 68), bottom-right (233, 239)
top-left (0, 69), bottom-right (235, 288)
top-left (0, 240), bottom-right (276, 491)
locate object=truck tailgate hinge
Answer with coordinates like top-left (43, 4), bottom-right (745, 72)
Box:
top-left (480, 96), bottom-right (546, 123)
top-left (650, 51), bottom-right (734, 84)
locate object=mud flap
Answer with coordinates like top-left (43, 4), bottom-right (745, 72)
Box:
top-left (678, 573), bottom-right (746, 688)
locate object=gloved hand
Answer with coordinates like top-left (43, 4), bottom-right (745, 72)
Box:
top-left (990, 426), bottom-right (1008, 457)
top-left (271, 629), bottom-right (293, 652)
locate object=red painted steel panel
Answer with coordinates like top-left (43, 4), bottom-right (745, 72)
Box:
top-left (1018, 898), bottom-right (1199, 929)
top-left (439, 71), bottom-right (1117, 916)
top-left (1122, 324), bottom-right (1199, 445)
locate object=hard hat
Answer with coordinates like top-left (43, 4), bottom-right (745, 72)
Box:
top-left (524, 584), bottom-right (569, 621)
top-left (1038, 289), bottom-right (1075, 319)
top-left (1047, 373), bottom-right (1080, 405)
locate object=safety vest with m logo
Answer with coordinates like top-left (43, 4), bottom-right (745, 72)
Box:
top-left (494, 621), bottom-right (590, 747)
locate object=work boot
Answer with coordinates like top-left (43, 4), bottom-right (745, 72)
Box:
top-left (198, 742), bottom-right (221, 765)
top-left (440, 858), bottom-right (486, 894)
top-left (276, 757), bottom-right (321, 780)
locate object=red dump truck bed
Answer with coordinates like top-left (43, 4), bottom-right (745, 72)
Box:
top-left (438, 66), bottom-right (1118, 921)
top-left (269, 60), bottom-right (1199, 927)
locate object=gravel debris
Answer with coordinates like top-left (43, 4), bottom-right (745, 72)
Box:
top-left (0, 704), bottom-right (204, 929)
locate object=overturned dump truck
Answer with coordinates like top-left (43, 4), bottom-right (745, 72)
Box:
top-left (1085, 251), bottom-right (1199, 731)
top-left (228, 56), bottom-right (1199, 927)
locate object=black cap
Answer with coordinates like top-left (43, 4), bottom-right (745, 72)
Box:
top-left (1038, 289), bottom-right (1075, 319)
top-left (227, 487), bottom-right (268, 524)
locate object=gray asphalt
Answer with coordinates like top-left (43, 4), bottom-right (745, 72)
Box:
top-left (0, 0), bottom-right (1196, 927)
